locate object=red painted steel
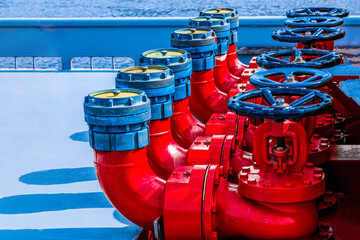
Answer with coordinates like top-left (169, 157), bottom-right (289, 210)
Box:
top-left (171, 97), bottom-right (205, 149)
top-left (147, 118), bottom-right (187, 180)
top-left (227, 44), bottom-right (247, 77)
top-left (94, 149), bottom-right (165, 231)
top-left (214, 54), bottom-right (241, 93)
top-left (189, 69), bottom-right (229, 123)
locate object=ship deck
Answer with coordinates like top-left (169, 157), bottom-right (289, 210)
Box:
top-left (0, 71), bottom-right (142, 239)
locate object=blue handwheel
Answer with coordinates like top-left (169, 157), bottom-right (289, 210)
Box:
top-left (256, 49), bottom-right (342, 69)
top-left (249, 68), bottom-right (332, 89)
top-left (286, 8), bottom-right (349, 18)
top-left (228, 88), bottom-right (332, 119)
top-left (272, 27), bottom-right (345, 44)
top-left (285, 16), bottom-right (343, 28)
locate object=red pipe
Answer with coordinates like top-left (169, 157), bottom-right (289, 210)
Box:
top-left (227, 44), bottom-right (247, 78)
top-left (171, 97), bottom-right (205, 149)
top-left (214, 53), bottom-right (241, 93)
top-left (147, 118), bottom-right (187, 180)
top-left (214, 181), bottom-right (318, 239)
top-left (94, 148), bottom-right (165, 230)
top-left (189, 69), bottom-right (229, 123)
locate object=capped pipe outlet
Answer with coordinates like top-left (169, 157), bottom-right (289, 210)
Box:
top-left (200, 7), bottom-right (239, 45)
top-left (171, 28), bottom-right (217, 71)
top-left (140, 48), bottom-right (192, 101)
top-left (83, 89), bottom-right (151, 151)
top-left (116, 66), bottom-right (175, 120)
top-left (188, 16), bottom-right (231, 55)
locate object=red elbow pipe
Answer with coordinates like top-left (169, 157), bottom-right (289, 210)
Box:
top-left (94, 149), bottom-right (165, 230)
top-left (214, 181), bottom-right (318, 239)
top-left (189, 69), bottom-right (229, 123)
top-left (214, 53), bottom-right (241, 93)
top-left (171, 97), bottom-right (205, 149)
top-left (227, 44), bottom-right (247, 78)
top-left (147, 118), bottom-right (187, 179)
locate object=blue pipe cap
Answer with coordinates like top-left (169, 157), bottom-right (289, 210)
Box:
top-left (188, 16), bottom-right (231, 38)
top-left (84, 88), bottom-right (151, 126)
top-left (116, 65), bottom-right (175, 97)
top-left (83, 89), bottom-right (151, 151)
top-left (200, 8), bottom-right (239, 29)
top-left (139, 48), bottom-right (192, 73)
top-left (171, 28), bottom-right (216, 48)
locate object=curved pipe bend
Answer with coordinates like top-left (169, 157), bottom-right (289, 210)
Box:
top-left (189, 69), bottom-right (229, 124)
top-left (227, 44), bottom-right (247, 77)
top-left (94, 149), bottom-right (165, 230)
top-left (171, 97), bottom-right (205, 149)
top-left (214, 53), bottom-right (241, 93)
top-left (214, 181), bottom-right (318, 240)
top-left (147, 118), bottom-right (187, 180)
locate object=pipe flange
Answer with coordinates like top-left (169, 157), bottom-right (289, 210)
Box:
top-left (237, 163), bottom-right (325, 203)
top-left (164, 165), bottom-right (207, 239)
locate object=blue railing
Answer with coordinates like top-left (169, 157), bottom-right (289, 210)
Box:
top-left (0, 17), bottom-right (359, 70)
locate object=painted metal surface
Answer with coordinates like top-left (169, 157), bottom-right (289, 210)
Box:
top-left (0, 71), bottom-right (141, 239)
top-left (1, 17), bottom-right (360, 70)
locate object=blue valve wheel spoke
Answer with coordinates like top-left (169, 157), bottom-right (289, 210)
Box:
top-left (256, 49), bottom-right (342, 69)
top-left (249, 68), bottom-right (332, 89)
top-left (285, 17), bottom-right (344, 28)
top-left (286, 8), bottom-right (349, 18)
top-left (272, 27), bottom-right (345, 44)
top-left (228, 88), bottom-right (332, 120)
